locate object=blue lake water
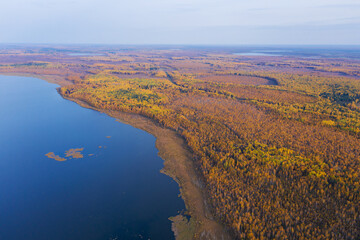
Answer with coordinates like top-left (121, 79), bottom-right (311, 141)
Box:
top-left (231, 46), bottom-right (360, 59)
top-left (233, 52), bottom-right (282, 57)
top-left (0, 76), bottom-right (185, 240)
top-left (67, 53), bottom-right (104, 56)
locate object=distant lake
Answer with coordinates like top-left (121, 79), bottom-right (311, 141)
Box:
top-left (0, 76), bottom-right (184, 240)
top-left (233, 52), bottom-right (283, 57)
top-left (231, 47), bottom-right (360, 59)
top-left (67, 53), bottom-right (104, 56)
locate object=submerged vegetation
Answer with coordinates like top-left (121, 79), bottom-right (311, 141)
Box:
top-left (2, 46), bottom-right (360, 239)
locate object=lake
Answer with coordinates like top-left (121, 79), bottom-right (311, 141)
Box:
top-left (231, 47), bottom-right (360, 59)
top-left (233, 52), bottom-right (282, 57)
top-left (0, 76), bottom-right (185, 240)
top-left (67, 53), bottom-right (105, 56)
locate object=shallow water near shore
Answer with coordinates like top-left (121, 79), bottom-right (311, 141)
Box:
top-left (0, 75), bottom-right (185, 240)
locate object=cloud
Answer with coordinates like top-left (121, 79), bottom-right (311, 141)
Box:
top-left (0, 0), bottom-right (359, 44)
top-left (314, 4), bottom-right (360, 9)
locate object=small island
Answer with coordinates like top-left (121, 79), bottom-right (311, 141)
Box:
top-left (45, 148), bottom-right (84, 161)
top-left (45, 152), bottom-right (67, 161)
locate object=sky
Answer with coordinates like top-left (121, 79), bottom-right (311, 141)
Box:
top-left (0, 0), bottom-right (359, 45)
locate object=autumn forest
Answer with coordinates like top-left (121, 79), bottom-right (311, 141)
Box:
top-left (1, 45), bottom-right (359, 239)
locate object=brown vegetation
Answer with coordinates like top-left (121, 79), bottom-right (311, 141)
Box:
top-left (1, 46), bottom-right (360, 239)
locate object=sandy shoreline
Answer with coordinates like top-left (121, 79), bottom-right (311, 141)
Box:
top-left (0, 73), bottom-right (231, 240)
top-left (61, 96), bottom-right (232, 240)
